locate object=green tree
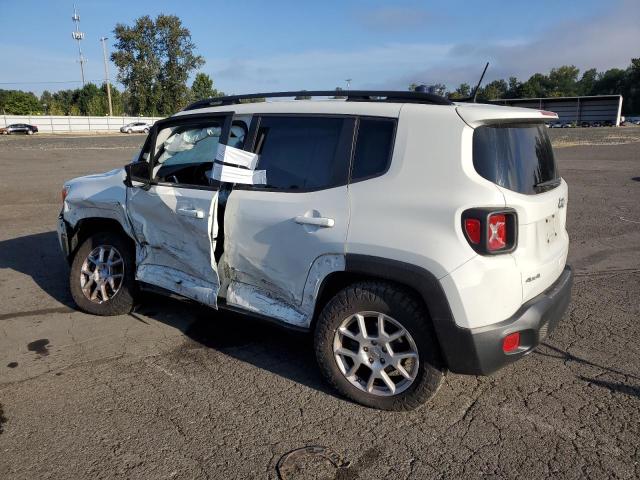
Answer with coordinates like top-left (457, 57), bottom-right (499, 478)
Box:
top-left (577, 68), bottom-right (598, 96)
top-left (448, 83), bottom-right (471, 99)
top-left (478, 79), bottom-right (508, 100)
top-left (112, 15), bottom-right (162, 115)
top-left (548, 65), bottom-right (580, 96)
top-left (0, 89), bottom-right (41, 114)
top-left (190, 72), bottom-right (220, 101)
top-left (156, 15), bottom-right (204, 113)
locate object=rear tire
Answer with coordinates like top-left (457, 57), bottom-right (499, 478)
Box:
top-left (69, 231), bottom-right (137, 316)
top-left (127, 129), bottom-right (132, 134)
top-left (27, 130), bottom-right (33, 135)
top-left (314, 281), bottom-right (444, 410)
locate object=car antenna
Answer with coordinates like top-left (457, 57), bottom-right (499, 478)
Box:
top-left (471, 62), bottom-right (489, 103)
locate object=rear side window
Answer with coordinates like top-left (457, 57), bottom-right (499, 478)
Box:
top-left (351, 118), bottom-right (396, 182)
top-left (473, 123), bottom-right (559, 195)
top-left (254, 116), bottom-right (350, 190)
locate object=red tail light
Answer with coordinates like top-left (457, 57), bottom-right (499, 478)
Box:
top-left (502, 332), bottom-right (520, 353)
top-left (461, 208), bottom-right (517, 255)
top-left (464, 218), bottom-right (481, 244)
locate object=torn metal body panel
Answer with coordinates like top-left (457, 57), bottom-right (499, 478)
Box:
top-left (224, 254), bottom-right (345, 327)
top-left (62, 168), bottom-right (134, 239)
top-left (127, 185), bottom-right (220, 307)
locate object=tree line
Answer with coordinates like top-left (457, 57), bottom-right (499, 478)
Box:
top-left (417, 58), bottom-right (640, 114)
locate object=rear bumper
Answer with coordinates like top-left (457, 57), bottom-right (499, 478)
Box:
top-left (440, 265), bottom-right (573, 375)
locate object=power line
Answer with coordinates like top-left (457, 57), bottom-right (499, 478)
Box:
top-left (0, 80), bottom-right (106, 85)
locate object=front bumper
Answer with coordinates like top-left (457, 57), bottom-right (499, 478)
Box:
top-left (441, 265), bottom-right (573, 375)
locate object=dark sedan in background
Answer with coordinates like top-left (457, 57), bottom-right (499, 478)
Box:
top-left (0, 123), bottom-right (39, 135)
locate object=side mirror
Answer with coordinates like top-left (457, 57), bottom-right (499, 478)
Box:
top-left (124, 161), bottom-right (151, 188)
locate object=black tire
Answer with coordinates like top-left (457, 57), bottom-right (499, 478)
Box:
top-left (314, 281), bottom-right (444, 410)
top-left (69, 231), bottom-right (137, 316)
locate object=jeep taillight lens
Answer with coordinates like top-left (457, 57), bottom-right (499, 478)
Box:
top-left (502, 332), bottom-right (520, 353)
top-left (61, 185), bottom-right (70, 203)
top-left (487, 214), bottom-right (507, 251)
top-left (464, 219), bottom-right (481, 244)
top-left (461, 209), bottom-right (517, 255)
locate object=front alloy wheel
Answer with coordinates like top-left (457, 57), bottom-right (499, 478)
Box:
top-left (70, 231), bottom-right (136, 316)
top-left (79, 245), bottom-right (124, 303)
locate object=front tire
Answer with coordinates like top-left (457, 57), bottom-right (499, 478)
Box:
top-left (27, 130), bottom-right (33, 135)
top-left (314, 281), bottom-right (444, 410)
top-left (69, 231), bottom-right (137, 316)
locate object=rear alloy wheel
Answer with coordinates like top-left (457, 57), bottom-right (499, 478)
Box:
top-left (126, 129), bottom-right (132, 134)
top-left (70, 231), bottom-right (136, 315)
top-left (314, 281), bottom-right (444, 410)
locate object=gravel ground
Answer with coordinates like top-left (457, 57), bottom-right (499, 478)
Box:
top-left (548, 124), bottom-right (640, 148)
top-left (0, 132), bottom-right (638, 479)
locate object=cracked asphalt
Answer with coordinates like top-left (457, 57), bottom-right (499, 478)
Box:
top-left (0, 132), bottom-right (639, 479)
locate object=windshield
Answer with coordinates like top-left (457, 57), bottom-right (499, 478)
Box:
top-left (473, 123), bottom-right (559, 194)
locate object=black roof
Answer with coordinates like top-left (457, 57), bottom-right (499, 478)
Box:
top-left (183, 90), bottom-right (453, 111)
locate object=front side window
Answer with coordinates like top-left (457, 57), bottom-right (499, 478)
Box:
top-left (153, 122), bottom-right (223, 186)
top-left (254, 116), bottom-right (350, 190)
top-left (473, 123), bottom-right (559, 195)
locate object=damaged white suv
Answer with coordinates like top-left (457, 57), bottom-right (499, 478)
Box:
top-left (58, 91), bottom-right (572, 410)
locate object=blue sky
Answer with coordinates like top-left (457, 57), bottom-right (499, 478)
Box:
top-left (0, 0), bottom-right (638, 95)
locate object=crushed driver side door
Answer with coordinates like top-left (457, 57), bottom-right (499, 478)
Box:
top-left (126, 113), bottom-right (233, 306)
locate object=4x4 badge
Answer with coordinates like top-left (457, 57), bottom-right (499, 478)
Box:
top-left (558, 197), bottom-right (565, 209)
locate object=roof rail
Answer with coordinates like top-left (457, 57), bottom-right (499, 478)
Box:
top-left (183, 90), bottom-right (453, 111)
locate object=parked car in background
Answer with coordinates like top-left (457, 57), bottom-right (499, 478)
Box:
top-left (120, 122), bottom-right (152, 134)
top-left (602, 120), bottom-right (613, 127)
top-left (549, 122), bottom-right (563, 128)
top-left (580, 121), bottom-right (591, 128)
top-left (591, 121), bottom-right (602, 128)
top-left (1, 123), bottom-right (38, 135)
top-left (561, 122), bottom-right (572, 128)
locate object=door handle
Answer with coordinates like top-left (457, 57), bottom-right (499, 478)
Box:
top-left (294, 216), bottom-right (335, 228)
top-left (177, 208), bottom-right (205, 219)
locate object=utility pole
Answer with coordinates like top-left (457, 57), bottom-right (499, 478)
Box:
top-left (345, 78), bottom-right (352, 92)
top-left (100, 37), bottom-right (113, 116)
top-left (71, 5), bottom-right (86, 86)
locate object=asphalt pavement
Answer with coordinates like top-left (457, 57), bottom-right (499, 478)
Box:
top-left (0, 132), bottom-right (638, 479)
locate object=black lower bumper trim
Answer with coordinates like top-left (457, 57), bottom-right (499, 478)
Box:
top-left (441, 265), bottom-right (573, 375)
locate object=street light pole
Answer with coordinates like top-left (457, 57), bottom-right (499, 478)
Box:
top-left (100, 36), bottom-right (113, 116)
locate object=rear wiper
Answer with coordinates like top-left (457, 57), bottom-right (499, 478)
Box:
top-left (534, 178), bottom-right (561, 189)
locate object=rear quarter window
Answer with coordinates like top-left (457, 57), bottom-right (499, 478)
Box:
top-left (473, 123), bottom-right (559, 195)
top-left (351, 118), bottom-right (396, 182)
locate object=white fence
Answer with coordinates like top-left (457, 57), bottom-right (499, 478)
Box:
top-left (0, 115), bottom-right (164, 133)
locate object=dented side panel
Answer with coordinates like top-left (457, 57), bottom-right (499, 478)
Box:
top-left (224, 254), bottom-right (345, 327)
top-left (63, 168), bottom-right (135, 239)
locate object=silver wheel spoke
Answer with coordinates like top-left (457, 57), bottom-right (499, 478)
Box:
top-left (338, 326), bottom-right (359, 341)
top-left (366, 372), bottom-right (377, 393)
top-left (335, 347), bottom-right (358, 360)
top-left (379, 370), bottom-right (396, 394)
top-left (355, 314), bottom-right (368, 339)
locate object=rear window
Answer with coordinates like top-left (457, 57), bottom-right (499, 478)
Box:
top-left (473, 123), bottom-right (559, 194)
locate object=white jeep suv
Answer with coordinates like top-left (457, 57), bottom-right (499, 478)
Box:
top-left (57, 91), bottom-right (572, 410)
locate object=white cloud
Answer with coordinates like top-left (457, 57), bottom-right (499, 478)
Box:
top-left (206, 0), bottom-right (639, 94)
